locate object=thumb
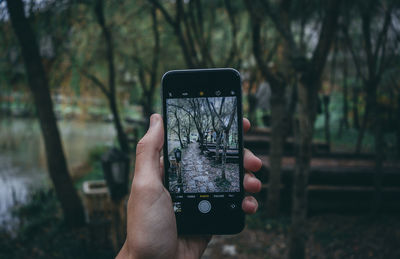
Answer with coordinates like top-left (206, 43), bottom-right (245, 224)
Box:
top-left (133, 114), bottom-right (164, 182)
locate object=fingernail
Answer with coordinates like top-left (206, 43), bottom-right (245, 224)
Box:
top-left (150, 114), bottom-right (160, 128)
top-left (247, 198), bottom-right (257, 209)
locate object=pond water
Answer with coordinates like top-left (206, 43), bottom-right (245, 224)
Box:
top-left (0, 118), bottom-right (116, 230)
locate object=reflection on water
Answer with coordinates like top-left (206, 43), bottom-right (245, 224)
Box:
top-left (0, 118), bottom-right (116, 229)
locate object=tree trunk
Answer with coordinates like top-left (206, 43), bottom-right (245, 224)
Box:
top-left (247, 75), bottom-right (258, 125)
top-left (267, 91), bottom-right (285, 217)
top-left (355, 103), bottom-right (369, 153)
top-left (142, 96), bottom-right (154, 129)
top-left (221, 131), bottom-right (229, 180)
top-left (174, 110), bottom-right (184, 148)
top-left (338, 57), bottom-right (349, 137)
top-left (6, 0), bottom-right (85, 227)
top-left (109, 96), bottom-right (130, 153)
top-left (198, 132), bottom-right (204, 147)
top-left (371, 104), bottom-right (384, 214)
top-left (288, 81), bottom-right (317, 259)
top-left (286, 1), bottom-right (340, 257)
top-left (248, 93), bottom-right (258, 126)
top-left (397, 95), bottom-right (400, 158)
top-left (355, 87), bottom-right (373, 154)
top-left (352, 87), bottom-right (360, 129)
top-left (186, 132), bottom-right (190, 144)
top-left (177, 133), bottom-right (183, 148)
top-left (342, 57), bottom-right (349, 129)
top-left (323, 95), bottom-right (331, 152)
top-left (215, 132), bottom-right (222, 162)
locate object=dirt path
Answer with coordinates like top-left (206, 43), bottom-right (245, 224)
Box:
top-left (178, 143), bottom-right (240, 193)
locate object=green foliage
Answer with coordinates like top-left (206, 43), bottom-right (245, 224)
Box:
top-left (75, 160), bottom-right (104, 190)
top-left (74, 145), bottom-right (109, 189)
top-left (87, 145), bottom-right (108, 164)
top-left (0, 189), bottom-right (114, 259)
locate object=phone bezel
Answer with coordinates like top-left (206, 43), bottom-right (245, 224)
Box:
top-left (161, 68), bottom-right (245, 235)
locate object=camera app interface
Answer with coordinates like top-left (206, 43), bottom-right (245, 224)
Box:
top-left (166, 96), bottom-right (240, 194)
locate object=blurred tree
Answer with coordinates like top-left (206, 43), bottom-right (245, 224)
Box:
top-left (342, 0), bottom-right (400, 212)
top-left (397, 94), bottom-right (400, 157)
top-left (150, 0), bottom-right (243, 68)
top-left (206, 98), bottom-right (225, 162)
top-left (352, 80), bottom-right (361, 129)
top-left (171, 107), bottom-right (184, 148)
top-left (338, 34), bottom-right (350, 137)
top-left (245, 69), bottom-right (261, 125)
top-left (254, 0), bottom-right (342, 258)
top-left (132, 5), bottom-right (160, 123)
top-left (82, 0), bottom-right (130, 153)
top-left (244, 0), bottom-right (296, 218)
top-left (342, 0), bottom-right (398, 154)
top-left (6, 0), bottom-right (85, 227)
top-left (208, 97), bottom-right (237, 179)
top-left (324, 38), bottom-right (339, 151)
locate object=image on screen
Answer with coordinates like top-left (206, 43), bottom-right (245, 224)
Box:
top-left (166, 96), bottom-right (240, 194)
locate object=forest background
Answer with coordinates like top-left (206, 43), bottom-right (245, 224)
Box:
top-left (0, 0), bottom-right (400, 258)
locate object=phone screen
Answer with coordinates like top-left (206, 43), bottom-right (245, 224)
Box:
top-left (166, 96), bottom-right (240, 194)
top-left (162, 69), bottom-right (244, 234)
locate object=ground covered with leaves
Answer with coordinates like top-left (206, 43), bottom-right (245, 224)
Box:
top-left (1, 189), bottom-right (399, 259)
top-left (203, 211), bottom-right (400, 259)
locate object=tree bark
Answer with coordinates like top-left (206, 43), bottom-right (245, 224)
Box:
top-left (355, 85), bottom-right (374, 154)
top-left (287, 1), bottom-right (341, 258)
top-left (245, 0), bottom-right (289, 217)
top-left (215, 133), bottom-right (222, 162)
top-left (371, 104), bottom-right (384, 214)
top-left (143, 98), bottom-right (154, 127)
top-left (352, 86), bottom-right (360, 129)
top-left (140, 6), bottom-right (159, 126)
top-left (338, 53), bottom-right (349, 137)
top-left (267, 90), bottom-right (286, 217)
top-left (397, 95), bottom-right (400, 158)
top-left (247, 83), bottom-right (258, 126)
top-left (174, 110), bottom-right (184, 148)
top-left (221, 131), bottom-right (229, 179)
top-left (342, 55), bottom-right (349, 129)
top-left (288, 81), bottom-right (317, 259)
top-left (323, 95), bottom-right (331, 152)
top-left (6, 0), bottom-right (85, 227)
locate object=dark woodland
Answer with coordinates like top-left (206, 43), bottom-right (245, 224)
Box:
top-left (0, 0), bottom-right (399, 258)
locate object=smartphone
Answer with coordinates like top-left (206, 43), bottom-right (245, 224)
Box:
top-left (162, 68), bottom-right (244, 235)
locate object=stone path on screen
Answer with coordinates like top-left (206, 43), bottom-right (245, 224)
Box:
top-left (179, 142), bottom-right (240, 193)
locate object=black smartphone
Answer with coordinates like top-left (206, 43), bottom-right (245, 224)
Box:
top-left (162, 68), bottom-right (244, 235)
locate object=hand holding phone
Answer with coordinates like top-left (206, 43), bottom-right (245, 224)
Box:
top-left (117, 69), bottom-right (262, 259)
top-left (162, 69), bottom-right (261, 235)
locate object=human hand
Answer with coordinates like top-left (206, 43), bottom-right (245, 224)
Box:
top-left (117, 114), bottom-right (262, 259)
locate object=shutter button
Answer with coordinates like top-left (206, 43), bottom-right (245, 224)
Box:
top-left (198, 200), bottom-right (211, 213)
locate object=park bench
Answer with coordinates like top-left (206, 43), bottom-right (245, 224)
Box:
top-left (255, 158), bottom-right (400, 213)
top-left (203, 147), bottom-right (240, 163)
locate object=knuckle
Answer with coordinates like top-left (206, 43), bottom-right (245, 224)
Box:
top-left (135, 138), bottom-right (148, 157)
top-left (131, 178), bottom-right (150, 192)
